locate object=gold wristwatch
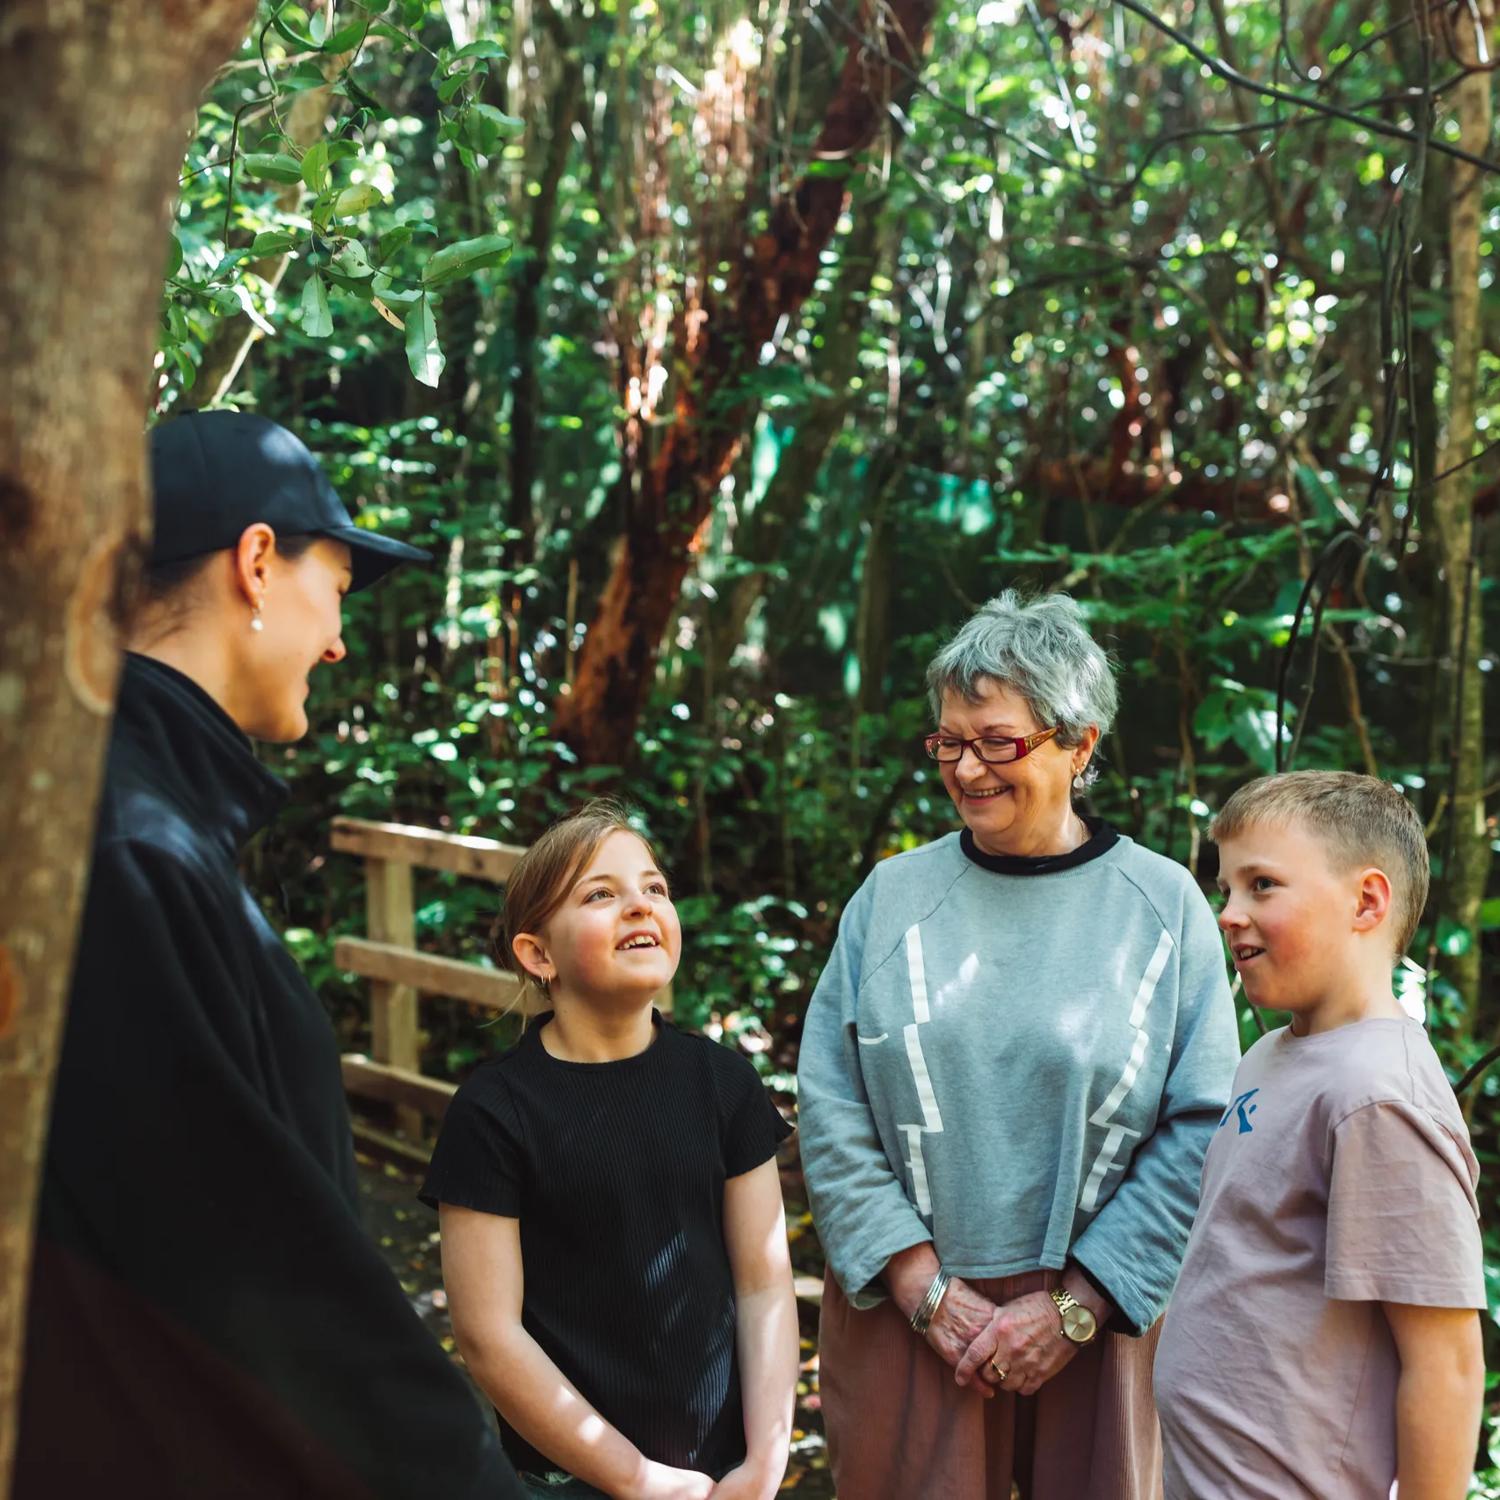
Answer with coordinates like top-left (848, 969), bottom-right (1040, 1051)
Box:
top-left (1050, 1287), bottom-right (1099, 1345)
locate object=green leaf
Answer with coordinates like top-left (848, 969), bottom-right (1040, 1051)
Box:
top-left (309, 190), bottom-right (337, 233)
top-left (976, 76), bottom-right (1023, 104)
top-left (1482, 897), bottom-right (1500, 931)
top-left (300, 271), bottom-right (333, 337)
top-left (436, 69), bottom-right (475, 103)
top-left (462, 102), bottom-right (524, 153)
top-left (1192, 686), bottom-right (1235, 751)
top-left (371, 271), bottom-right (423, 307)
top-left (1437, 920), bottom-right (1473, 957)
top-left (405, 292), bottom-right (444, 386)
top-left (331, 239), bottom-right (374, 278)
top-left (239, 152), bottom-right (304, 184)
top-left (1226, 702), bottom-right (1283, 773)
top-left (281, 59), bottom-right (335, 92)
top-left (250, 230), bottom-right (298, 257)
top-left (421, 232), bottom-right (511, 288)
top-left (301, 142), bottom-right (332, 193)
top-left (323, 16), bottom-right (369, 51)
top-left (165, 234), bottom-right (184, 278)
top-left (271, 11), bottom-right (319, 48)
top-left (376, 225), bottom-right (414, 264)
top-left (338, 76), bottom-right (388, 116)
top-left (450, 39), bottom-right (507, 61)
top-left (332, 184), bottom-right (383, 217)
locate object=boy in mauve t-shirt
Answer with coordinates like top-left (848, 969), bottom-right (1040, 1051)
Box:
top-left (1155, 771), bottom-right (1485, 1500)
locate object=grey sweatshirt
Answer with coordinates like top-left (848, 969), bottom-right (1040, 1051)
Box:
top-left (797, 827), bottom-right (1239, 1335)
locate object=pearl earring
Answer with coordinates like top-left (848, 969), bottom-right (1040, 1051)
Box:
top-left (250, 603), bottom-right (264, 633)
top-left (1072, 771), bottom-right (1086, 792)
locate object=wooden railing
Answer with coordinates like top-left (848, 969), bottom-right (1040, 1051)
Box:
top-left (331, 816), bottom-right (671, 1155)
top-left (332, 817), bottom-right (528, 1150)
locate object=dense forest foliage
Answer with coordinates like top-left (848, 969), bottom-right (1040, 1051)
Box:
top-left (158, 0), bottom-right (1497, 1480)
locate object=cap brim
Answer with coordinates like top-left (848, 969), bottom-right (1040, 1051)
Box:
top-left (319, 526), bottom-right (432, 592)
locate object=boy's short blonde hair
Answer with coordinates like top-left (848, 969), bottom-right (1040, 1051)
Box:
top-left (1210, 771), bottom-right (1430, 955)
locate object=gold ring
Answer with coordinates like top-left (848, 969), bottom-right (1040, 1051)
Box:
top-left (988, 1359), bottom-right (1007, 1383)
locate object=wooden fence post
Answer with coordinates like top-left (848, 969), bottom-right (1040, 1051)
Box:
top-left (366, 857), bottom-right (420, 1138)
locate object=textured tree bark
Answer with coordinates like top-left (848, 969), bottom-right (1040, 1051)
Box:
top-left (0, 2), bottom-right (257, 1486)
top-left (552, 0), bottom-right (937, 765)
top-left (707, 207), bottom-right (886, 684)
top-left (1430, 1), bottom-right (1493, 1024)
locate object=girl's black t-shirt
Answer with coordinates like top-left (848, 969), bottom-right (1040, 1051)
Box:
top-left (420, 1011), bottom-right (793, 1480)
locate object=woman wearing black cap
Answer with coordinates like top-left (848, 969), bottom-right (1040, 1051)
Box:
top-left (16, 412), bottom-right (523, 1500)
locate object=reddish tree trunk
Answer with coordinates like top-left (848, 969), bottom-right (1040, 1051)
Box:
top-left (0, 3), bottom-right (257, 1486)
top-left (552, 0), bottom-right (937, 765)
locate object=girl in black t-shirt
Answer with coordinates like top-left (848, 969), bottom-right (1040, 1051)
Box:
top-left (422, 800), bottom-right (797, 1500)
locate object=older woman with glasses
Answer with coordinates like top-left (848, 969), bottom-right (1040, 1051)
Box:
top-left (797, 590), bottom-right (1238, 1500)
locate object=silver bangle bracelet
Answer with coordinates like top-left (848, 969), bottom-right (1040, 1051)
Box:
top-left (909, 1267), bottom-right (951, 1336)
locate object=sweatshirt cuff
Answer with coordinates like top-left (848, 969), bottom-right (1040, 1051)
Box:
top-left (831, 1223), bottom-right (933, 1311)
top-left (1067, 1240), bottom-right (1154, 1337)
top-left (1068, 1258), bottom-right (1121, 1329)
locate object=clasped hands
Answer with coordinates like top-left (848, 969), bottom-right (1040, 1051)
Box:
top-left (924, 1277), bottom-right (1080, 1400)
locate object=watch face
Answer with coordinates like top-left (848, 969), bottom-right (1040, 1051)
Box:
top-left (1063, 1304), bottom-right (1098, 1343)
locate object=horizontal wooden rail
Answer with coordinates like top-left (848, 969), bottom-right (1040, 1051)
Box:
top-left (334, 937), bottom-right (528, 1013)
top-left (331, 817), bottom-right (527, 884)
top-left (342, 1055), bottom-right (457, 1121)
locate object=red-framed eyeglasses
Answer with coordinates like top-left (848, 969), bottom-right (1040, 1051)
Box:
top-left (922, 726), bottom-right (1062, 764)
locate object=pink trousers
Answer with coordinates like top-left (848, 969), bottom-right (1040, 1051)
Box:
top-left (819, 1268), bottom-right (1164, 1500)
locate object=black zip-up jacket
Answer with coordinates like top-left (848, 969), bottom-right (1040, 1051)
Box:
top-left (17, 653), bottom-right (521, 1500)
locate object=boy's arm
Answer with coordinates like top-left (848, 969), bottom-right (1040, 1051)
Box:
top-left (1385, 1302), bottom-right (1484, 1500)
top-left (439, 1205), bottom-right (714, 1500)
top-left (713, 1158), bottom-right (798, 1500)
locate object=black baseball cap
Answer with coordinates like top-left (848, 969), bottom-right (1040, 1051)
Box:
top-left (148, 410), bottom-right (430, 592)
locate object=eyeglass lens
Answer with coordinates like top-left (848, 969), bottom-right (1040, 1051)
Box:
top-left (928, 738), bottom-right (1019, 763)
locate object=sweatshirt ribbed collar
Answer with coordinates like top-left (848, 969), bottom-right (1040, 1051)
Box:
top-left (117, 652), bottom-right (288, 855)
top-left (959, 816), bottom-right (1120, 876)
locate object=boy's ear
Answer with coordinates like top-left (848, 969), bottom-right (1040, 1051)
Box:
top-left (1351, 867), bottom-right (1393, 934)
top-left (511, 932), bottom-right (553, 984)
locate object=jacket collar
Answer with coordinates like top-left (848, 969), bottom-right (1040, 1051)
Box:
top-left (116, 653), bottom-right (288, 854)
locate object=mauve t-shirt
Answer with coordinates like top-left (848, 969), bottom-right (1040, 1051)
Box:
top-left (1155, 1017), bottom-right (1484, 1500)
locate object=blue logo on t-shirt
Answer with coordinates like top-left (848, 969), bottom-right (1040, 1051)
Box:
top-left (1218, 1088), bottom-right (1260, 1134)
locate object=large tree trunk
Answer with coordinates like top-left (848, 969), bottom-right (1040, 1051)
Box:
top-left (707, 206), bottom-right (887, 684)
top-left (0, 2), bottom-right (257, 1486)
top-left (1431, 0), bottom-right (1493, 1025)
top-left (551, 0), bottom-right (937, 765)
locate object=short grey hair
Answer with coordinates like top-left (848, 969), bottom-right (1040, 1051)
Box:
top-left (925, 590), bottom-right (1118, 784)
